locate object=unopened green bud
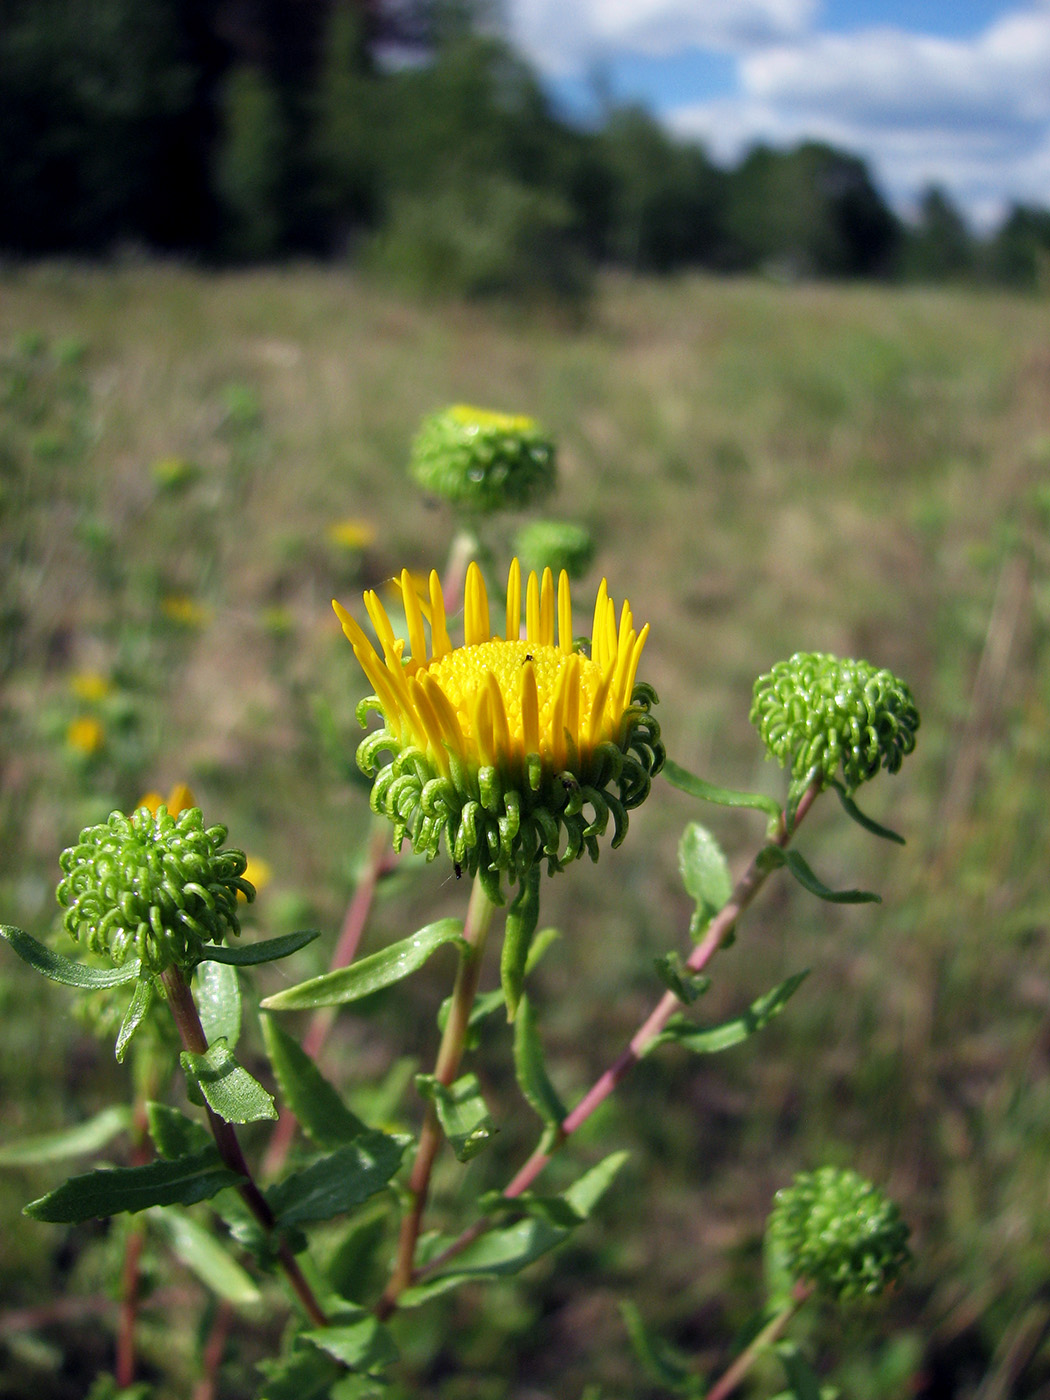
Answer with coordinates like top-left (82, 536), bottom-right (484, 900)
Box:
top-left (56, 806), bottom-right (253, 974)
top-left (409, 405), bottom-right (556, 513)
top-left (766, 1166), bottom-right (911, 1303)
top-left (513, 519), bottom-right (595, 581)
top-left (750, 653), bottom-right (919, 795)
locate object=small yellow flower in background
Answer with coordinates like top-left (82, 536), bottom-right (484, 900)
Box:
top-left (335, 559), bottom-right (663, 899)
top-left (326, 518), bottom-right (377, 550)
top-left (70, 671), bottom-right (114, 703)
top-left (161, 594), bottom-right (211, 628)
top-left (137, 783), bottom-right (195, 817)
top-left (67, 716), bottom-right (105, 756)
top-left (239, 855), bottom-right (272, 901)
top-left (151, 456), bottom-right (199, 490)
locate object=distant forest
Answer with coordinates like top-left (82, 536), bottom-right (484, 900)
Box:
top-left (2, 0), bottom-right (1048, 295)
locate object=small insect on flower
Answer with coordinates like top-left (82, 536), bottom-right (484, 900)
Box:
top-left (334, 559), bottom-right (663, 901)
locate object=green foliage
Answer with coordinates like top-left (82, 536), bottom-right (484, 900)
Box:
top-left (215, 65), bottom-right (289, 261)
top-left (756, 846), bottom-right (881, 904)
top-left (266, 1133), bottom-right (408, 1226)
top-left (1, 923), bottom-right (142, 988)
top-left (512, 520), bottom-right (596, 581)
top-left (151, 1205), bottom-right (262, 1308)
top-left (262, 918), bottom-right (467, 1010)
top-left (0, 1105), bottom-right (130, 1166)
top-left (180, 1041), bottom-right (278, 1123)
top-left (648, 972), bottom-right (809, 1056)
top-left (262, 1016), bottom-right (368, 1147)
top-left (24, 1147), bottom-right (241, 1221)
top-left (417, 1072), bottom-right (496, 1161)
top-left (678, 821), bottom-right (732, 937)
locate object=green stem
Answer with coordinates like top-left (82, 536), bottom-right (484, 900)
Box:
top-left (377, 875), bottom-right (496, 1317)
top-left (160, 964), bottom-right (329, 1329)
top-left (704, 1284), bottom-right (812, 1400)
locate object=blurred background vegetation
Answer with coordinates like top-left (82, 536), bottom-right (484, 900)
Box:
top-left (2, 0), bottom-right (1050, 296)
top-left (2, 1), bottom-right (1050, 1397)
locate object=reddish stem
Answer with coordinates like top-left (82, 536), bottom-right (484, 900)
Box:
top-left (415, 782), bottom-right (821, 1286)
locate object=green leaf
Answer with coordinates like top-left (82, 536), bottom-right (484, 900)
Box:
top-left (151, 1206), bottom-right (261, 1308)
top-left (324, 1206), bottom-right (390, 1303)
top-left (261, 1015), bottom-right (367, 1148)
top-left (260, 919), bottom-right (466, 1011)
top-left (831, 780), bottom-right (905, 844)
top-left (417, 1073), bottom-right (495, 1162)
top-left (196, 960), bottom-right (241, 1049)
top-left (267, 1132), bottom-right (409, 1226)
top-left (197, 930), bottom-right (320, 966)
top-left (663, 760), bottom-right (781, 823)
top-left (501, 865), bottom-right (540, 1022)
top-left (620, 1301), bottom-right (697, 1393)
top-left (25, 1147), bottom-right (240, 1221)
top-left (303, 1309), bottom-right (399, 1374)
top-left (0, 1106), bottom-right (130, 1166)
top-left (399, 1152), bottom-right (627, 1306)
top-left (438, 986), bottom-right (505, 1040)
top-left (648, 972), bottom-right (810, 1056)
top-left (775, 1341), bottom-right (824, 1400)
top-left (180, 1042), bottom-right (277, 1124)
top-left (678, 822), bottom-right (732, 937)
top-left (146, 1102), bottom-right (211, 1158)
top-left (757, 847), bottom-right (881, 904)
top-left (653, 952), bottom-right (711, 1006)
top-left (513, 994), bottom-right (567, 1135)
top-left (1, 925), bottom-right (141, 987)
top-left (115, 977), bottom-right (155, 1063)
top-left (526, 926), bottom-right (560, 972)
top-left (257, 1348), bottom-right (344, 1400)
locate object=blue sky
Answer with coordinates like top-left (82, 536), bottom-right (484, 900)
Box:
top-left (505, 0), bottom-right (1050, 228)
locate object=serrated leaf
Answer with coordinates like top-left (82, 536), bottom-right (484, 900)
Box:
top-left (400, 1151), bottom-right (628, 1304)
top-left (261, 1015), bottom-right (367, 1148)
top-left (648, 972), bottom-right (810, 1055)
top-left (180, 1042), bottom-right (277, 1123)
top-left (417, 1073), bottom-right (495, 1162)
top-left (115, 977), bottom-right (155, 1062)
top-left (758, 847), bottom-right (881, 904)
top-left (151, 1205), bottom-right (261, 1308)
top-left (831, 780), bottom-right (905, 844)
top-left (501, 865), bottom-right (540, 1022)
top-left (267, 1132), bottom-right (408, 1226)
top-left (513, 994), bottom-right (567, 1132)
top-left (257, 1348), bottom-right (344, 1400)
top-left (0, 1106), bottom-right (131, 1166)
top-left (1, 925), bottom-right (141, 987)
top-left (197, 930), bottom-right (320, 966)
top-left (146, 1102), bottom-right (211, 1158)
top-left (653, 952), bottom-right (711, 1005)
top-left (678, 822), bottom-right (732, 937)
top-left (663, 760), bottom-right (782, 823)
top-left (261, 919), bottom-right (466, 1011)
top-left (196, 961), bottom-right (241, 1049)
top-left (621, 1301), bottom-right (697, 1392)
top-left (25, 1148), bottom-right (240, 1221)
top-left (303, 1309), bottom-right (398, 1374)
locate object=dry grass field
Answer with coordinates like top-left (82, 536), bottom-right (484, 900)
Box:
top-left (1, 263), bottom-right (1048, 1398)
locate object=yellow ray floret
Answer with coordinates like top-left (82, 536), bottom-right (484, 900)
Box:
top-left (334, 560), bottom-right (650, 777)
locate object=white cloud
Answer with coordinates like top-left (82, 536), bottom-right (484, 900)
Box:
top-left (508, 0), bottom-right (817, 75)
top-left (663, 4), bottom-right (1050, 225)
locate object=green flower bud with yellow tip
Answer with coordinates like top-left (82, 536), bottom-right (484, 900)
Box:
top-left (409, 405), bottom-right (556, 513)
top-left (750, 653), bottom-right (919, 796)
top-left (334, 558), bottom-right (663, 902)
top-left (56, 805), bottom-right (254, 974)
top-left (766, 1166), bottom-right (911, 1304)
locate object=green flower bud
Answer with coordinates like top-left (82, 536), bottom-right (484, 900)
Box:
top-left (766, 1166), bottom-right (911, 1303)
top-left (513, 519), bottom-right (595, 581)
top-left (409, 405), bottom-right (556, 513)
top-left (56, 806), bottom-right (253, 974)
top-left (750, 653), bottom-right (919, 795)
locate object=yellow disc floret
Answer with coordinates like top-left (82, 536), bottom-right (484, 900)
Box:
top-left (334, 559), bottom-right (663, 900)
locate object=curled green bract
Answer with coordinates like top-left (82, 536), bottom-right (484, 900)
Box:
top-left (56, 806), bottom-right (253, 974)
top-left (409, 405), bottom-right (556, 513)
top-left (750, 652), bottom-right (919, 795)
top-left (357, 684), bottom-right (663, 904)
top-left (767, 1166), bottom-right (911, 1303)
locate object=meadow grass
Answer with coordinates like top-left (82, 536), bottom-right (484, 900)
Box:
top-left (1, 263), bottom-right (1048, 1398)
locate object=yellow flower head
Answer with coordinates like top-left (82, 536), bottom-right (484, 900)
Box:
top-left (67, 715), bottom-right (105, 756)
top-left (334, 560), bottom-right (663, 900)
